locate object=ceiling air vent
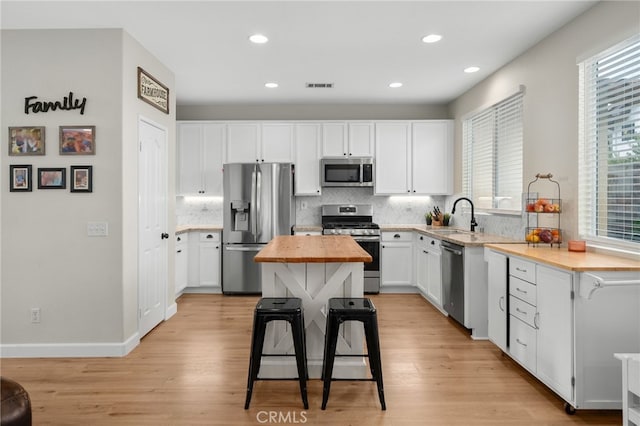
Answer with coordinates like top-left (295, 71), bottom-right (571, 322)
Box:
top-left (305, 83), bottom-right (334, 88)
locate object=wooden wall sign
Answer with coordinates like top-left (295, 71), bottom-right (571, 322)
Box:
top-left (137, 67), bottom-right (169, 114)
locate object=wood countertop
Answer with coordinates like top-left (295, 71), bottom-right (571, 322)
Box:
top-left (255, 235), bottom-right (372, 263)
top-left (485, 243), bottom-right (640, 271)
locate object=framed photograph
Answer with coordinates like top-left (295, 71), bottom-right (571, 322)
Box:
top-left (8, 126), bottom-right (45, 155)
top-left (9, 165), bottom-right (32, 192)
top-left (137, 67), bottom-right (169, 114)
top-left (70, 166), bottom-right (93, 193)
top-left (59, 125), bottom-right (95, 155)
top-left (38, 167), bottom-right (66, 189)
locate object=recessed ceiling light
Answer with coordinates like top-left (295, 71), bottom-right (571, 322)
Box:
top-left (464, 66), bottom-right (480, 73)
top-left (422, 34), bottom-right (442, 43)
top-left (265, 82), bottom-right (278, 88)
top-left (249, 34), bottom-right (268, 44)
top-left (389, 82), bottom-right (403, 88)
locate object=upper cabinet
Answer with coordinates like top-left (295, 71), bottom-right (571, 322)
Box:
top-left (295, 123), bottom-right (322, 196)
top-left (412, 121), bottom-right (453, 195)
top-left (177, 122), bottom-right (225, 196)
top-left (322, 122), bottom-right (373, 158)
top-left (375, 120), bottom-right (453, 195)
top-left (225, 122), bottom-right (294, 164)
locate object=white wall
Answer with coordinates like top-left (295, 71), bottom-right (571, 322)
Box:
top-left (1, 29), bottom-right (175, 356)
top-left (447, 1), bottom-right (640, 244)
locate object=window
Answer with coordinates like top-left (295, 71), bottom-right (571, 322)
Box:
top-left (579, 34), bottom-right (640, 247)
top-left (462, 91), bottom-right (524, 213)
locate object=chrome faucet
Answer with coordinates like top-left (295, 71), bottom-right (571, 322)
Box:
top-left (451, 197), bottom-right (478, 232)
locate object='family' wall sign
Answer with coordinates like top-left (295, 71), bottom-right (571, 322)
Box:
top-left (24, 92), bottom-right (87, 115)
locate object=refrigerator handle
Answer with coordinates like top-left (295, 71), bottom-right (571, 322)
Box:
top-left (256, 166), bottom-right (262, 240)
top-left (250, 166), bottom-right (258, 237)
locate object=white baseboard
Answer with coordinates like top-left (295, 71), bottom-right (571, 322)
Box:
top-left (379, 285), bottom-right (419, 294)
top-left (166, 302), bottom-right (178, 319)
top-left (0, 332), bottom-right (140, 358)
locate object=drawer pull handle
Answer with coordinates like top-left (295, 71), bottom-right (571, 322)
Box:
top-left (206, 234), bottom-right (213, 239)
top-left (516, 287), bottom-right (528, 294)
top-left (499, 296), bottom-right (505, 312)
top-left (394, 234), bottom-right (401, 239)
top-left (515, 267), bottom-right (528, 273)
top-left (534, 312), bottom-right (540, 329)
top-left (515, 307), bottom-right (528, 315)
top-left (516, 338), bottom-right (528, 347)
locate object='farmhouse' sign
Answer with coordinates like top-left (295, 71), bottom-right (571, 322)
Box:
top-left (137, 67), bottom-right (169, 114)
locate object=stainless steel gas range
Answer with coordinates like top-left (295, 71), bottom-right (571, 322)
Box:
top-left (321, 204), bottom-right (380, 294)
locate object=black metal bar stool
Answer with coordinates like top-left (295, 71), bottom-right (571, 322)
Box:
top-left (321, 297), bottom-right (386, 410)
top-left (244, 297), bottom-right (309, 409)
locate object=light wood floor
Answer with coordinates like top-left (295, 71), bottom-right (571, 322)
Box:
top-left (1, 294), bottom-right (621, 425)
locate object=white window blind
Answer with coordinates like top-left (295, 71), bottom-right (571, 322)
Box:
top-left (579, 34), bottom-right (640, 247)
top-left (462, 91), bottom-right (524, 212)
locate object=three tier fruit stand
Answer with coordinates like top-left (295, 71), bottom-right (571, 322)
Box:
top-left (525, 173), bottom-right (561, 246)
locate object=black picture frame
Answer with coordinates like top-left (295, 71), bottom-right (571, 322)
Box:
top-left (9, 165), bottom-right (32, 192)
top-left (37, 167), bottom-right (66, 189)
top-left (70, 165), bottom-right (93, 193)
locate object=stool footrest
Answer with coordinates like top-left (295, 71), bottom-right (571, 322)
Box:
top-left (332, 353), bottom-right (369, 358)
top-left (325, 378), bottom-right (376, 382)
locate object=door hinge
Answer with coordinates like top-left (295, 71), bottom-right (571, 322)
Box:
top-left (571, 290), bottom-right (575, 300)
top-left (571, 376), bottom-right (575, 387)
top-left (139, 308), bottom-right (142, 319)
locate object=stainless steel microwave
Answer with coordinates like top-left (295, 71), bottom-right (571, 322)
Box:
top-left (321, 158), bottom-right (374, 187)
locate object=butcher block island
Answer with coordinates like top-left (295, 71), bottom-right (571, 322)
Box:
top-left (254, 235), bottom-right (372, 379)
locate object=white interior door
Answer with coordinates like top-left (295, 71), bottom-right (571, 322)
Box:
top-left (138, 117), bottom-right (168, 338)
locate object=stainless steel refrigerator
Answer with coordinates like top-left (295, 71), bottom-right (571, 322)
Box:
top-left (222, 163), bottom-right (295, 294)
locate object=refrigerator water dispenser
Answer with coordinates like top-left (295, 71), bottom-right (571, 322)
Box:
top-left (231, 200), bottom-right (249, 231)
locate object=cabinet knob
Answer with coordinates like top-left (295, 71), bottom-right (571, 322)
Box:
top-left (343, 153), bottom-right (347, 156)
top-left (161, 233), bottom-right (169, 239)
top-left (420, 236), bottom-right (423, 240)
top-left (317, 189), bottom-right (320, 193)
top-left (413, 190), bottom-right (416, 193)
top-left (177, 237), bottom-right (181, 242)
top-left (177, 249), bottom-right (182, 253)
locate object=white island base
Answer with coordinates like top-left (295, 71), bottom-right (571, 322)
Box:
top-left (258, 262), bottom-right (368, 379)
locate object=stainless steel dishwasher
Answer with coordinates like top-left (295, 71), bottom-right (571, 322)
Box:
top-left (441, 240), bottom-right (465, 325)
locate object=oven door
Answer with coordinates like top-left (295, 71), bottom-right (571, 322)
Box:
top-left (352, 236), bottom-right (380, 293)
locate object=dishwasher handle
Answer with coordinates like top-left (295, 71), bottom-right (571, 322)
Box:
top-left (442, 245), bottom-right (463, 256)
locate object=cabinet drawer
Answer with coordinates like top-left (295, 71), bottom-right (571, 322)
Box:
top-left (510, 295), bottom-right (536, 327)
top-left (509, 315), bottom-right (537, 373)
top-left (509, 257), bottom-right (536, 283)
top-left (199, 232), bottom-right (220, 242)
top-left (509, 276), bottom-right (536, 306)
top-left (382, 231), bottom-right (412, 242)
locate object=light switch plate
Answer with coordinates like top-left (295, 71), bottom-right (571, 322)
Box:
top-left (87, 222), bottom-right (108, 236)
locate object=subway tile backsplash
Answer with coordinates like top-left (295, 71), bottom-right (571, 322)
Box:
top-left (176, 189), bottom-right (525, 240)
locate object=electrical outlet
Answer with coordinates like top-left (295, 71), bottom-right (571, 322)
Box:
top-left (30, 308), bottom-right (41, 324)
top-left (87, 222), bottom-right (108, 236)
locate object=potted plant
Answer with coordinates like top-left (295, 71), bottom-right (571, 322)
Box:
top-left (425, 212), bottom-right (433, 226)
top-left (443, 213), bottom-right (451, 226)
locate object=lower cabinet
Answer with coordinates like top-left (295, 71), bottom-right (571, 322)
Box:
top-left (484, 249), bottom-right (640, 411)
top-left (198, 232), bottom-right (221, 287)
top-left (416, 234), bottom-right (443, 309)
top-left (175, 233), bottom-right (189, 294)
top-left (184, 230), bottom-right (222, 292)
top-left (380, 232), bottom-right (413, 289)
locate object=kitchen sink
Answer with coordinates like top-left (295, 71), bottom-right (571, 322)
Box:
top-left (429, 228), bottom-right (470, 235)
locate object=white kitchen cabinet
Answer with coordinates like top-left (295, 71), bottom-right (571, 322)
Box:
top-left (374, 120), bottom-right (453, 195)
top-left (294, 123), bottom-right (322, 195)
top-left (411, 121), bottom-right (453, 195)
top-left (175, 233), bottom-right (189, 295)
top-left (485, 248), bottom-right (508, 352)
top-left (226, 122), bottom-right (260, 163)
top-left (321, 122), bottom-right (373, 158)
top-left (484, 248), bottom-right (640, 412)
top-left (536, 264), bottom-right (573, 402)
top-left (261, 122), bottom-right (294, 163)
top-left (177, 122), bottom-right (225, 195)
top-left (226, 122), bottom-right (294, 163)
top-left (381, 232), bottom-right (413, 289)
top-left (374, 123), bottom-right (410, 194)
top-left (198, 232), bottom-right (221, 287)
top-left (416, 234), bottom-right (443, 309)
